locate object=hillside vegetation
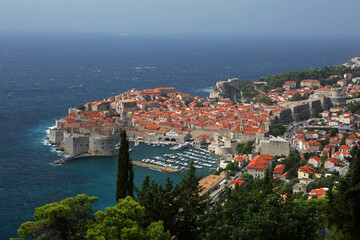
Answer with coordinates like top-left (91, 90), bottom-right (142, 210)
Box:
top-left (260, 65), bottom-right (360, 89)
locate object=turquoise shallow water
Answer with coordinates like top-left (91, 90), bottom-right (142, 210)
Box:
top-left (1, 34), bottom-right (360, 238)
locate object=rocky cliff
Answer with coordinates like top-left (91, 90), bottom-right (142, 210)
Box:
top-left (209, 78), bottom-right (242, 100)
top-left (209, 78), bottom-right (260, 102)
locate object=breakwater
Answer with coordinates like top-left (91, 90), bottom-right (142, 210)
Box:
top-left (52, 154), bottom-right (183, 173)
top-left (132, 161), bottom-right (183, 173)
top-left (52, 153), bottom-right (117, 165)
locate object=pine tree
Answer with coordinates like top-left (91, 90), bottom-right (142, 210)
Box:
top-left (261, 167), bottom-right (273, 195)
top-left (128, 161), bottom-right (134, 197)
top-left (136, 161), bottom-right (207, 239)
top-left (116, 130), bottom-right (133, 201)
top-left (173, 160), bottom-right (207, 240)
top-left (351, 149), bottom-right (360, 185)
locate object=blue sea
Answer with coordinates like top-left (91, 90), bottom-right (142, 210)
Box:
top-left (1, 33), bottom-right (360, 239)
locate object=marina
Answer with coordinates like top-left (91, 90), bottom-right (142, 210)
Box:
top-left (51, 141), bottom-right (221, 174)
top-left (136, 142), bottom-right (221, 172)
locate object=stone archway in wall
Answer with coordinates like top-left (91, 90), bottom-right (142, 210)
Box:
top-left (171, 138), bottom-right (176, 142)
top-left (158, 137), bottom-right (163, 142)
top-left (165, 138), bottom-right (170, 142)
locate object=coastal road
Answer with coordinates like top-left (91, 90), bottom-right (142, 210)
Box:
top-left (209, 171), bottom-right (243, 203)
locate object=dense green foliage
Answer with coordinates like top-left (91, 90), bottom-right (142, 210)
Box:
top-left (15, 194), bottom-right (98, 240)
top-left (77, 105), bottom-right (86, 111)
top-left (254, 93), bottom-right (272, 104)
top-left (15, 195), bottom-right (169, 240)
top-left (307, 175), bottom-right (339, 192)
top-left (329, 128), bottom-right (339, 137)
top-left (136, 161), bottom-right (207, 240)
top-left (340, 133), bottom-right (349, 146)
top-left (235, 140), bottom-right (254, 154)
top-left (202, 184), bottom-right (326, 240)
top-left (86, 197), bottom-right (169, 240)
top-left (270, 123), bottom-right (287, 137)
top-left (225, 161), bottom-right (239, 176)
top-left (260, 65), bottom-right (360, 89)
top-left (240, 173), bottom-right (263, 191)
top-left (289, 92), bottom-right (307, 101)
top-left (283, 151), bottom-right (302, 179)
top-left (116, 131), bottom-right (134, 201)
top-left (348, 101), bottom-right (360, 115)
top-left (326, 150), bottom-right (360, 239)
top-left (239, 82), bottom-right (258, 99)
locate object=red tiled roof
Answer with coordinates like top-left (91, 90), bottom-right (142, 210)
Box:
top-left (274, 164), bottom-right (285, 174)
top-left (298, 166), bottom-right (315, 174)
top-left (247, 154), bottom-right (273, 169)
top-left (308, 188), bottom-right (327, 200)
top-left (229, 179), bottom-right (244, 187)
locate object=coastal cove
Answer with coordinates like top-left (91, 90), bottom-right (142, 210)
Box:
top-left (2, 34), bottom-right (360, 239)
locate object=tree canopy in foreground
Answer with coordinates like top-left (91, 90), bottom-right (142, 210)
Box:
top-left (14, 195), bottom-right (169, 240)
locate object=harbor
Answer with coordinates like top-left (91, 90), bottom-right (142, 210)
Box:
top-left (51, 141), bottom-right (221, 175)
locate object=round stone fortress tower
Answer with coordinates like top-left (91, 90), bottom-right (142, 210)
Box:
top-left (331, 88), bottom-right (346, 107)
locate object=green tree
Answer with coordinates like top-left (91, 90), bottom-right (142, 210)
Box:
top-left (171, 160), bottom-right (207, 240)
top-left (202, 185), bottom-right (324, 240)
top-left (329, 128), bottom-right (338, 137)
top-left (307, 175), bottom-right (339, 192)
top-left (260, 64), bottom-right (357, 89)
top-left (116, 131), bottom-right (134, 201)
top-left (348, 101), bottom-right (360, 114)
top-left (350, 145), bottom-right (358, 159)
top-left (326, 149), bottom-right (360, 239)
top-left (241, 173), bottom-right (263, 191)
top-left (86, 196), bottom-right (170, 240)
top-left (235, 141), bottom-right (254, 154)
top-left (254, 93), bottom-right (272, 105)
top-left (283, 151), bottom-right (301, 180)
top-left (261, 168), bottom-right (273, 195)
top-left (286, 167), bottom-right (298, 180)
top-left (340, 133), bottom-right (349, 146)
top-left (271, 123), bottom-right (287, 137)
top-left (235, 142), bottom-right (245, 153)
top-left (137, 161), bottom-right (207, 240)
top-left (16, 194), bottom-right (98, 240)
top-left (77, 105), bottom-right (86, 111)
top-left (284, 151), bottom-right (301, 172)
top-left (242, 141), bottom-right (254, 154)
top-left (290, 92), bottom-right (306, 101)
top-left (136, 177), bottom-right (178, 233)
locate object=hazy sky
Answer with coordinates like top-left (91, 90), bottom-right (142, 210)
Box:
top-left (0, 0), bottom-right (359, 36)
